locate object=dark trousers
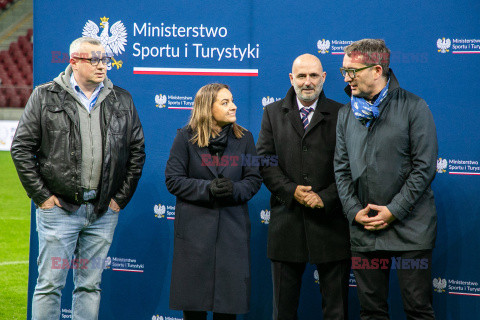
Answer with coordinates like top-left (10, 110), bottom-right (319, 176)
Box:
top-left (271, 259), bottom-right (350, 320)
top-left (183, 311), bottom-right (236, 320)
top-left (352, 250), bottom-right (435, 320)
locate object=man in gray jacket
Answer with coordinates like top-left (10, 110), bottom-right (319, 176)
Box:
top-left (11, 37), bottom-right (145, 319)
top-left (334, 39), bottom-right (437, 319)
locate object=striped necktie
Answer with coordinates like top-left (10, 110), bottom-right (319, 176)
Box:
top-left (300, 107), bottom-right (314, 129)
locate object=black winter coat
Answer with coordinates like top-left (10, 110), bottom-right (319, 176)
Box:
top-left (165, 126), bottom-right (262, 314)
top-left (256, 88), bottom-right (350, 264)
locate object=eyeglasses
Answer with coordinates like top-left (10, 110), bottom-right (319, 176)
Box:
top-left (339, 65), bottom-right (376, 79)
top-left (76, 57), bottom-right (111, 66)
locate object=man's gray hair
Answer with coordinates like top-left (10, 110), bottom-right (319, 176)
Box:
top-left (344, 39), bottom-right (390, 77)
top-left (69, 37), bottom-right (103, 58)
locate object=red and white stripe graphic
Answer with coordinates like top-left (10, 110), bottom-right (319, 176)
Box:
top-left (449, 172), bottom-right (480, 175)
top-left (133, 67), bottom-right (258, 76)
top-left (452, 51), bottom-right (480, 54)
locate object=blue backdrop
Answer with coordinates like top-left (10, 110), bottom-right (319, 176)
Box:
top-left (28, 0), bottom-right (480, 319)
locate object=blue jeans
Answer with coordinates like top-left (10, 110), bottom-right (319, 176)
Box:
top-left (32, 204), bottom-right (119, 320)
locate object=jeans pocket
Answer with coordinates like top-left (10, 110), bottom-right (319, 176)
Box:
top-left (107, 206), bottom-right (120, 214)
top-left (38, 205), bottom-right (57, 213)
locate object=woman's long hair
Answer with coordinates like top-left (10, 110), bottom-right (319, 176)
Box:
top-left (188, 83), bottom-right (245, 147)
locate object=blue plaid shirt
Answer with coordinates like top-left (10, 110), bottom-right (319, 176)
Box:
top-left (70, 73), bottom-right (104, 112)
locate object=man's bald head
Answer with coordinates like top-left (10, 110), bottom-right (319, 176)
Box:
top-left (291, 54), bottom-right (323, 74)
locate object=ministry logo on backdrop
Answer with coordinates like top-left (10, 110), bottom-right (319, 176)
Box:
top-left (104, 256), bottom-right (112, 269)
top-left (433, 277), bottom-right (447, 293)
top-left (154, 204), bottom-right (166, 218)
top-left (433, 276), bottom-right (480, 296)
top-left (436, 157), bottom-right (480, 175)
top-left (154, 203), bottom-right (176, 220)
top-left (317, 39), bottom-right (330, 54)
top-left (437, 38), bottom-right (451, 53)
top-left (154, 93), bottom-right (194, 110)
top-left (349, 272), bottom-right (357, 287)
top-left (155, 94), bottom-right (167, 108)
top-left (61, 309), bottom-right (72, 319)
top-left (260, 209), bottom-right (270, 224)
top-left (261, 96), bottom-right (281, 109)
top-left (82, 16), bottom-right (127, 70)
top-left (315, 39), bottom-right (354, 55)
top-left (108, 256), bottom-right (145, 273)
top-left (313, 270), bottom-right (319, 284)
top-left (436, 37), bottom-right (480, 54)
top-left (436, 158), bottom-right (447, 173)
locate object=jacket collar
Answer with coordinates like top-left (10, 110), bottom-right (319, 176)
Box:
top-left (282, 87), bottom-right (330, 137)
top-left (50, 64), bottom-right (114, 95)
top-left (40, 67), bottom-right (120, 130)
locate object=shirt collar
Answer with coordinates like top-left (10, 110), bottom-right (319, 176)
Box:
top-left (69, 73), bottom-right (104, 95)
top-left (296, 96), bottom-right (318, 111)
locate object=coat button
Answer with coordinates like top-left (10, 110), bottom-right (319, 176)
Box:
top-left (302, 146), bottom-right (308, 152)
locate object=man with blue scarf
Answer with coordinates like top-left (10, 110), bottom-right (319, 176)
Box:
top-left (334, 39), bottom-right (438, 320)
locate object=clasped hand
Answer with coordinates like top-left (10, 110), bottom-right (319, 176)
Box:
top-left (354, 204), bottom-right (396, 231)
top-left (209, 177), bottom-right (234, 199)
top-left (294, 185), bottom-right (324, 209)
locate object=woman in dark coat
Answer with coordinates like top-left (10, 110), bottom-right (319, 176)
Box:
top-left (165, 83), bottom-right (262, 320)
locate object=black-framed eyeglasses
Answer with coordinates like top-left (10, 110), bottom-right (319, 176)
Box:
top-left (76, 57), bottom-right (111, 66)
top-left (340, 65), bottom-right (376, 79)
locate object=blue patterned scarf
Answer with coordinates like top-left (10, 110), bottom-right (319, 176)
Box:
top-left (351, 79), bottom-right (390, 128)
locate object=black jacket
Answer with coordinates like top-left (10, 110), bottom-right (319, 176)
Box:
top-left (256, 88), bottom-right (350, 264)
top-left (11, 80), bottom-right (145, 215)
top-left (334, 70), bottom-right (438, 252)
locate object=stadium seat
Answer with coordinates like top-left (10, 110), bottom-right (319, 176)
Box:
top-left (0, 31), bottom-right (34, 107)
top-left (0, 94), bottom-right (7, 107)
top-left (9, 42), bottom-right (21, 55)
top-left (0, 76), bottom-right (12, 85)
top-left (0, 51), bottom-right (9, 63)
top-left (19, 64), bottom-right (31, 78)
top-left (2, 54), bottom-right (14, 66)
top-left (25, 73), bottom-right (32, 85)
top-left (26, 50), bottom-right (32, 64)
top-left (9, 94), bottom-right (22, 108)
top-left (12, 74), bottom-right (25, 85)
top-left (18, 35), bottom-right (29, 48)
top-left (20, 91), bottom-right (30, 106)
top-left (5, 64), bottom-right (18, 77)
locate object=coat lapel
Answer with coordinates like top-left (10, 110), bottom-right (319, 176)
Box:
top-left (285, 106), bottom-right (305, 138)
top-left (55, 90), bottom-right (78, 124)
top-left (304, 91), bottom-right (327, 135)
top-left (192, 144), bottom-right (218, 178)
top-left (280, 86), bottom-right (305, 137)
